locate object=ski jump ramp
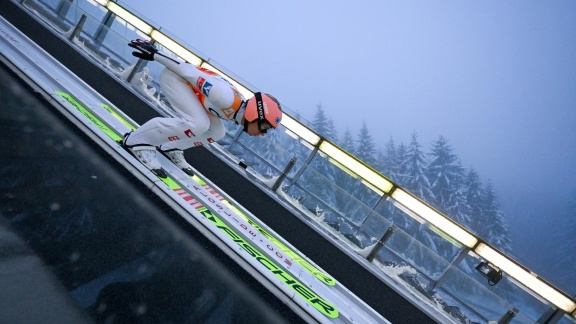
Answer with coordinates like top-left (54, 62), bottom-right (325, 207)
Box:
top-left (0, 13), bottom-right (390, 324)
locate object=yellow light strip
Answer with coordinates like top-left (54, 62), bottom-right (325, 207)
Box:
top-left (106, 2), bottom-right (152, 34)
top-left (361, 179), bottom-right (383, 195)
top-left (200, 62), bottom-right (253, 99)
top-left (92, 0), bottom-right (107, 6)
top-left (319, 141), bottom-right (394, 193)
top-left (475, 243), bottom-right (576, 313)
top-left (282, 115), bottom-right (321, 146)
top-left (150, 30), bottom-right (202, 66)
top-left (391, 188), bottom-right (478, 248)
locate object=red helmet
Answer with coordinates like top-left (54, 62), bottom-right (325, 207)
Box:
top-left (244, 93), bottom-right (282, 131)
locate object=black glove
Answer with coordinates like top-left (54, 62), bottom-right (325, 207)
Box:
top-left (128, 39), bottom-right (158, 61)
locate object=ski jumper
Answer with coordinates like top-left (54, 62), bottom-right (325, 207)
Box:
top-left (125, 55), bottom-right (246, 151)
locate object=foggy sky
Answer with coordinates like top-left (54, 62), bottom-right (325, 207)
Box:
top-left (119, 0), bottom-right (576, 288)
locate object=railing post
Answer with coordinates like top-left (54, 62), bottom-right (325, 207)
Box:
top-left (287, 144), bottom-right (320, 187)
top-left (536, 306), bottom-right (566, 324)
top-left (366, 225), bottom-right (396, 262)
top-left (68, 14), bottom-right (87, 41)
top-left (497, 308), bottom-right (518, 324)
top-left (428, 247), bottom-right (470, 291)
top-left (93, 10), bottom-right (115, 48)
top-left (272, 157), bottom-right (297, 191)
top-left (56, 0), bottom-right (72, 19)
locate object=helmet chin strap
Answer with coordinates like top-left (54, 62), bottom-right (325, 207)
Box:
top-left (243, 118), bottom-right (249, 133)
top-left (254, 92), bottom-right (265, 122)
top-left (243, 94), bottom-right (265, 133)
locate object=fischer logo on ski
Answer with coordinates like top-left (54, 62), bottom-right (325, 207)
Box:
top-left (197, 206), bottom-right (338, 318)
top-left (195, 177), bottom-right (336, 286)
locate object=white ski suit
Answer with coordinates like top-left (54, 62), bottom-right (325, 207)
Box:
top-left (125, 54), bottom-right (246, 151)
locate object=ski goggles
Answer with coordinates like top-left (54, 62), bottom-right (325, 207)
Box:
top-left (258, 120), bottom-right (273, 133)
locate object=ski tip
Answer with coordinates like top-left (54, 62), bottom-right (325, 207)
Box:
top-left (153, 168), bottom-right (168, 178)
top-left (182, 168), bottom-right (195, 177)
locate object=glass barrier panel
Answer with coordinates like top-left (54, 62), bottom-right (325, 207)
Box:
top-left (560, 314), bottom-right (576, 324)
top-left (379, 227), bottom-right (452, 281)
top-left (457, 252), bottom-right (557, 321)
top-left (24, 0), bottom-right (79, 33)
top-left (226, 129), bottom-right (299, 178)
top-left (379, 199), bottom-right (463, 262)
top-left (282, 183), bottom-right (374, 249)
top-left (116, 0), bottom-right (163, 34)
top-left (291, 163), bottom-right (379, 227)
top-left (311, 152), bottom-right (383, 209)
top-left (496, 277), bottom-right (556, 322)
top-left (373, 196), bottom-right (423, 234)
top-left (369, 247), bottom-right (488, 323)
top-left (436, 262), bottom-right (519, 322)
top-left (510, 312), bottom-right (541, 324)
top-left (447, 252), bottom-right (554, 323)
top-left (221, 123), bottom-right (243, 139)
top-left (357, 207), bottom-right (393, 246)
top-left (221, 127), bottom-right (315, 179)
top-left (32, 0), bottom-right (61, 11)
top-left (74, 1), bottom-right (107, 34)
top-left (75, 14), bottom-right (131, 72)
top-left (106, 13), bottom-right (150, 49)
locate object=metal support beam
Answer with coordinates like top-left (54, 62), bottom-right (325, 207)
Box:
top-left (428, 247), bottom-right (470, 291)
top-left (287, 143), bottom-right (320, 188)
top-left (537, 306), bottom-right (566, 324)
top-left (68, 14), bottom-right (87, 41)
top-left (366, 225), bottom-right (396, 262)
top-left (272, 157), bottom-right (297, 191)
top-left (497, 308), bottom-right (518, 324)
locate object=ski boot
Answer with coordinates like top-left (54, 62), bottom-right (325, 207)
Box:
top-left (160, 148), bottom-right (195, 176)
top-left (119, 133), bottom-right (167, 178)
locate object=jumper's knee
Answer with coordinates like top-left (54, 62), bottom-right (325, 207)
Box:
top-left (180, 114), bottom-right (211, 137)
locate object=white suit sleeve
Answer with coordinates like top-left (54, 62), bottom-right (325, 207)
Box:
top-left (154, 54), bottom-right (201, 84)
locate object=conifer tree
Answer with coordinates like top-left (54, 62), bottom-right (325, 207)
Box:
top-left (422, 136), bottom-right (472, 259)
top-left (284, 111), bottom-right (309, 162)
top-left (325, 116), bottom-right (339, 144)
top-left (307, 104), bottom-right (338, 206)
top-left (333, 128), bottom-right (357, 217)
top-left (381, 138), bottom-right (399, 182)
top-left (312, 102), bottom-right (331, 139)
top-left (427, 136), bottom-right (472, 228)
top-left (481, 181), bottom-right (513, 254)
top-left (340, 128), bottom-right (356, 154)
top-left (257, 124), bottom-right (286, 176)
top-left (464, 167), bottom-right (484, 236)
top-left (403, 131), bottom-right (434, 204)
top-left (395, 142), bottom-right (408, 187)
top-left (355, 121), bottom-right (378, 168)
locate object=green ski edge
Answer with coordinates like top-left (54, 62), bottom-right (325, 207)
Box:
top-left (55, 91), bottom-right (339, 319)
